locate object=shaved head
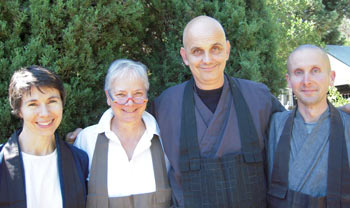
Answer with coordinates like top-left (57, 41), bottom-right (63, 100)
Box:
top-left (180, 15), bottom-right (230, 90)
top-left (286, 44), bottom-right (335, 112)
top-left (287, 44), bottom-right (330, 73)
top-left (182, 16), bottom-right (227, 48)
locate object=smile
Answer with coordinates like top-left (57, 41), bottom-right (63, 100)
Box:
top-left (200, 65), bottom-right (217, 71)
top-left (122, 108), bottom-right (138, 113)
top-left (36, 120), bottom-right (54, 127)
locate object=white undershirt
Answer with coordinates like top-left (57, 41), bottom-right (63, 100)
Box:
top-left (22, 149), bottom-right (63, 208)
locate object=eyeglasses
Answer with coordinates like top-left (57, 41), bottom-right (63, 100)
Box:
top-left (106, 90), bottom-right (148, 105)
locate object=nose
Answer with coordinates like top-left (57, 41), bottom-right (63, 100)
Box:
top-left (202, 52), bottom-right (212, 64)
top-left (38, 104), bottom-right (49, 116)
top-left (302, 73), bottom-right (312, 85)
top-left (124, 97), bottom-right (134, 106)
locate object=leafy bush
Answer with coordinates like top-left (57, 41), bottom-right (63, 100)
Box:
top-left (328, 86), bottom-right (350, 107)
top-left (0, 0), bottom-right (284, 142)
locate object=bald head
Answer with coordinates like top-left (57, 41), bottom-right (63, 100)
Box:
top-left (287, 44), bottom-right (331, 73)
top-left (183, 16), bottom-right (227, 48)
top-left (179, 15), bottom-right (230, 90)
top-left (285, 44), bottom-right (335, 112)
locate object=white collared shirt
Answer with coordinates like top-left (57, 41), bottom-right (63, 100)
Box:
top-left (74, 108), bottom-right (168, 197)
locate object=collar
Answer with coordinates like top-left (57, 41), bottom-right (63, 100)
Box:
top-left (96, 108), bottom-right (160, 140)
top-left (296, 106), bottom-right (330, 124)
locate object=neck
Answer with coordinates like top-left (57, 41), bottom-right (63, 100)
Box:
top-left (194, 76), bottom-right (224, 90)
top-left (297, 100), bottom-right (329, 123)
top-left (111, 117), bottom-right (145, 136)
top-left (19, 129), bottom-right (56, 156)
top-left (111, 117), bottom-right (146, 160)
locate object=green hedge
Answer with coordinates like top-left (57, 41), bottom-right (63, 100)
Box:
top-left (0, 0), bottom-right (284, 142)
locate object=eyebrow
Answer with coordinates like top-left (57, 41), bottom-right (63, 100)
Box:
top-left (190, 42), bottom-right (224, 50)
top-left (112, 89), bottom-right (145, 93)
top-left (24, 95), bottom-right (61, 104)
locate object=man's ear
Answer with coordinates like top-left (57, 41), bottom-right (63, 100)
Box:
top-left (286, 73), bottom-right (292, 88)
top-left (225, 40), bottom-right (231, 60)
top-left (180, 47), bottom-right (189, 66)
top-left (329, 71), bottom-right (336, 86)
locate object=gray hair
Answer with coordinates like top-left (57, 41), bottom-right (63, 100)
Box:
top-left (104, 59), bottom-right (149, 91)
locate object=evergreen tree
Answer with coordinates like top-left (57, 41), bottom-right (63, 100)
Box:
top-left (146, 0), bottom-right (284, 97)
top-left (0, 0), bottom-right (284, 142)
top-left (267, 0), bottom-right (349, 67)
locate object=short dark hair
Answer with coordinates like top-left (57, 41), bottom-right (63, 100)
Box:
top-left (8, 65), bottom-right (66, 117)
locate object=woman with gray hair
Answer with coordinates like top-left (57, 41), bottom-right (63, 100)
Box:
top-left (74, 59), bottom-right (171, 208)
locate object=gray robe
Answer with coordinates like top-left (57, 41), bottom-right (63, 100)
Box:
top-left (267, 108), bottom-right (350, 197)
top-left (153, 75), bottom-right (284, 206)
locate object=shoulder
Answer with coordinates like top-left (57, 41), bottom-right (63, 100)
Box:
top-left (271, 110), bottom-right (291, 121)
top-left (233, 77), bottom-right (270, 94)
top-left (155, 81), bottom-right (188, 102)
top-left (232, 77), bottom-right (285, 116)
top-left (338, 109), bottom-right (350, 132)
top-left (65, 142), bottom-right (89, 178)
top-left (339, 109), bottom-right (350, 122)
top-left (270, 110), bottom-right (291, 129)
top-left (142, 111), bottom-right (160, 135)
top-left (69, 144), bottom-right (89, 162)
top-left (80, 124), bottom-right (100, 137)
top-left (268, 110), bottom-right (291, 143)
top-left (74, 124), bottom-right (100, 149)
top-left (153, 81), bottom-right (188, 118)
top-left (267, 110), bottom-right (292, 154)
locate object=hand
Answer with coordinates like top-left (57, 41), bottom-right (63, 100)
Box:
top-left (338, 103), bottom-right (350, 114)
top-left (66, 128), bottom-right (83, 145)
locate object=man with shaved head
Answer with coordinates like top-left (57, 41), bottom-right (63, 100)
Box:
top-left (267, 45), bottom-right (350, 207)
top-left (153, 15), bottom-right (284, 207)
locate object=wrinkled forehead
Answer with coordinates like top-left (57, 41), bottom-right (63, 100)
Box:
top-left (110, 76), bottom-right (147, 92)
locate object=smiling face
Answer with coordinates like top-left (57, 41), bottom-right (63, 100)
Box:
top-left (180, 16), bottom-right (230, 90)
top-left (19, 87), bottom-right (63, 139)
top-left (286, 47), bottom-right (335, 109)
top-left (107, 77), bottom-right (148, 124)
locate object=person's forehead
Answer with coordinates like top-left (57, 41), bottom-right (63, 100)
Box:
top-left (110, 77), bottom-right (145, 91)
top-left (185, 24), bottom-right (226, 48)
top-left (22, 86), bottom-right (60, 101)
top-left (289, 48), bottom-right (328, 69)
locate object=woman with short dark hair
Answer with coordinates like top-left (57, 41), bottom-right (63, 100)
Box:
top-left (0, 66), bottom-right (88, 208)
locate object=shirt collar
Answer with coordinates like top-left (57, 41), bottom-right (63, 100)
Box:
top-left (96, 108), bottom-right (160, 139)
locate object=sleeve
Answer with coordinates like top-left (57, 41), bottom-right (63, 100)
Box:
top-left (147, 100), bottom-right (156, 117)
top-left (266, 111), bottom-right (289, 184)
top-left (70, 145), bottom-right (89, 193)
top-left (0, 144), bottom-right (3, 164)
top-left (73, 130), bottom-right (84, 148)
top-left (0, 144), bottom-right (4, 184)
top-left (266, 113), bottom-right (278, 182)
top-left (270, 93), bottom-right (286, 114)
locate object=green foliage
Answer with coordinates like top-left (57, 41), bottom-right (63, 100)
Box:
top-left (267, 0), bottom-right (349, 70)
top-left (146, 0), bottom-right (285, 95)
top-left (0, 0), bottom-right (284, 142)
top-left (328, 86), bottom-right (350, 107)
top-left (0, 0), bottom-right (149, 142)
